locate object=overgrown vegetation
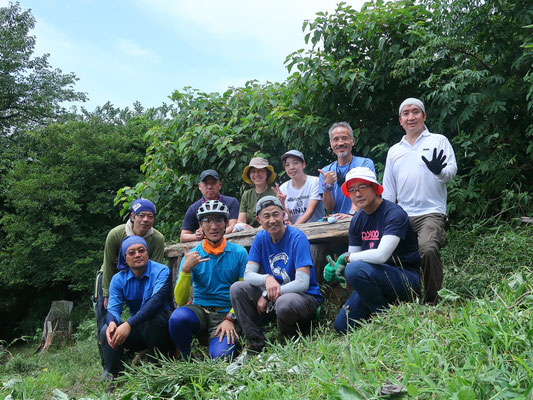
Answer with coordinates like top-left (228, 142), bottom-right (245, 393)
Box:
top-left (1, 225), bottom-right (531, 399)
top-left (117, 0), bottom-right (533, 241)
top-left (115, 269), bottom-right (532, 399)
top-left (0, 1), bottom-right (532, 397)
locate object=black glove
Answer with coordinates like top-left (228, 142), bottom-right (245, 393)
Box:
top-left (422, 148), bottom-right (447, 175)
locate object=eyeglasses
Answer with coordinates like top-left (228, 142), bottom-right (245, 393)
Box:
top-left (347, 184), bottom-right (372, 193)
top-left (126, 247), bottom-right (147, 256)
top-left (199, 216), bottom-right (226, 225)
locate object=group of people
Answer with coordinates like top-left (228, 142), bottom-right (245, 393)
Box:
top-left (94, 98), bottom-right (457, 379)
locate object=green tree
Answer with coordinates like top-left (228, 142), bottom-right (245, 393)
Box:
top-left (121, 0), bottom-right (532, 235)
top-left (115, 84), bottom-right (330, 240)
top-left (0, 114), bottom-right (151, 338)
top-left (286, 0), bottom-right (533, 219)
top-left (0, 2), bottom-right (86, 135)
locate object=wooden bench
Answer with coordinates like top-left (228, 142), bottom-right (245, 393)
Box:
top-left (164, 219), bottom-right (352, 285)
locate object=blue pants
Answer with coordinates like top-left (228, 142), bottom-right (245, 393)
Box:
top-left (334, 261), bottom-right (420, 333)
top-left (168, 306), bottom-right (237, 360)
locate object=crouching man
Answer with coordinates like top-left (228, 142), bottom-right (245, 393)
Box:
top-left (169, 200), bottom-right (248, 360)
top-left (230, 196), bottom-right (322, 353)
top-left (100, 236), bottom-right (174, 379)
top-left (325, 167), bottom-right (420, 333)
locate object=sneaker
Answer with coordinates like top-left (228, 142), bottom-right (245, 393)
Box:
top-left (98, 370), bottom-right (115, 382)
top-left (226, 347), bottom-right (262, 375)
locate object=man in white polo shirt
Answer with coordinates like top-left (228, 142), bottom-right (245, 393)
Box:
top-left (382, 98), bottom-right (457, 304)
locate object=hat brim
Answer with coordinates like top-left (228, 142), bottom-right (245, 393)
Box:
top-left (281, 153), bottom-right (304, 163)
top-left (342, 178), bottom-right (383, 198)
top-left (242, 166), bottom-right (277, 185)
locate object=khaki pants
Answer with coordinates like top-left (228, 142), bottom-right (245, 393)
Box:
top-left (409, 213), bottom-right (447, 304)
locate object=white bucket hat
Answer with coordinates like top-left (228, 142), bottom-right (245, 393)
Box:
top-left (341, 167), bottom-right (383, 198)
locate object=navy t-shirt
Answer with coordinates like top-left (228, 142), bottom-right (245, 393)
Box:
top-left (181, 194), bottom-right (240, 232)
top-left (248, 226), bottom-right (322, 301)
top-left (348, 199), bottom-right (420, 269)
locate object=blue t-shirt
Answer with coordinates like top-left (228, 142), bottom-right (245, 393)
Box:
top-left (178, 241), bottom-right (247, 312)
top-left (348, 199), bottom-right (420, 270)
top-left (181, 194), bottom-right (240, 232)
top-left (248, 226), bottom-right (322, 301)
top-left (107, 260), bottom-right (173, 326)
top-left (318, 156), bottom-right (375, 214)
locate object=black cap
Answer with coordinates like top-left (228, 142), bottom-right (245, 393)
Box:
top-left (199, 169), bottom-right (220, 182)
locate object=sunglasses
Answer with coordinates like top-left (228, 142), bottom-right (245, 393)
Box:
top-left (199, 216), bottom-right (226, 225)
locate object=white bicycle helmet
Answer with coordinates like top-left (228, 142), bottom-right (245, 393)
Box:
top-left (196, 200), bottom-right (230, 221)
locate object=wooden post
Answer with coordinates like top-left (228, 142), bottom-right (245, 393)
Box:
top-left (310, 243), bottom-right (328, 283)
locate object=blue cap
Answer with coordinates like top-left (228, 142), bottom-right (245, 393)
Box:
top-left (117, 236), bottom-right (149, 271)
top-left (131, 198), bottom-right (156, 215)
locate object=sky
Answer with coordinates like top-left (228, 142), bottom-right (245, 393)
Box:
top-left (4, 0), bottom-right (366, 111)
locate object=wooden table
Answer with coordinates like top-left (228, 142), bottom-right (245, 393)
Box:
top-left (164, 219), bottom-right (352, 284)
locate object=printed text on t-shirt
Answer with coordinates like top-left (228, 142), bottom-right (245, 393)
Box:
top-left (361, 230), bottom-right (380, 241)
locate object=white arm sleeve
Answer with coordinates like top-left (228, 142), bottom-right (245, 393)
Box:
top-left (348, 245), bottom-right (362, 253)
top-left (348, 235), bottom-right (400, 265)
top-left (279, 269), bottom-right (310, 294)
top-left (244, 262), bottom-right (268, 287)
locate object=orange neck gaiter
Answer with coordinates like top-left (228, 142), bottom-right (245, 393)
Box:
top-left (202, 237), bottom-right (227, 256)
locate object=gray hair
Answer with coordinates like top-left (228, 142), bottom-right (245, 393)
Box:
top-left (328, 122), bottom-right (354, 141)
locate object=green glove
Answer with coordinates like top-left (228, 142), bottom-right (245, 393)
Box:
top-left (323, 255), bottom-right (336, 282)
top-left (324, 255), bottom-right (345, 283)
top-left (335, 253), bottom-right (349, 278)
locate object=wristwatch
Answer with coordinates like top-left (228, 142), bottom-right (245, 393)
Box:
top-left (262, 290), bottom-right (269, 300)
top-left (348, 209), bottom-right (356, 216)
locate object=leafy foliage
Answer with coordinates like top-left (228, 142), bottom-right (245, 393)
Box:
top-left (0, 114), bottom-right (150, 338)
top-left (120, 0), bottom-right (532, 237)
top-left (115, 84), bottom-right (330, 240)
top-left (0, 2), bottom-right (87, 135)
top-left (443, 223), bottom-right (533, 299)
top-left (109, 267), bottom-right (533, 399)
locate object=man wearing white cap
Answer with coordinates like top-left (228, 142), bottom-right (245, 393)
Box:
top-left (324, 167), bottom-right (420, 332)
top-left (382, 98), bottom-right (457, 304)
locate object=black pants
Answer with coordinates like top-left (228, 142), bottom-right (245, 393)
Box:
top-left (94, 272), bottom-right (107, 367)
top-left (99, 308), bottom-right (173, 375)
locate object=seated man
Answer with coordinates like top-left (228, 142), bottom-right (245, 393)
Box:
top-left (324, 167), bottom-right (420, 333)
top-left (100, 236), bottom-right (174, 379)
top-left (96, 198), bottom-right (165, 323)
top-left (318, 122), bottom-right (375, 219)
top-left (230, 196), bottom-right (322, 353)
top-left (95, 198), bottom-right (164, 371)
top-left (169, 200), bottom-right (248, 360)
top-left (180, 170), bottom-right (239, 242)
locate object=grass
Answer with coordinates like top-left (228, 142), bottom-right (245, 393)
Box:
top-left (1, 224), bottom-right (532, 399)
